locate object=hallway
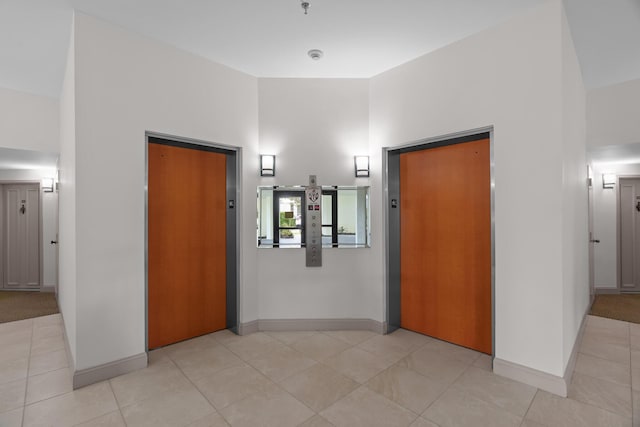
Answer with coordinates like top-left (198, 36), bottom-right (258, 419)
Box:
top-left (0, 314), bottom-right (636, 426)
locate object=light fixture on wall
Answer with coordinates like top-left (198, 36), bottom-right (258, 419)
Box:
top-left (260, 155), bottom-right (275, 177)
top-left (354, 156), bottom-right (370, 177)
top-left (602, 173), bottom-right (616, 189)
top-left (42, 177), bottom-right (54, 193)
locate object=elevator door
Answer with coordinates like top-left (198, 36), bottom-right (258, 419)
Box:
top-left (148, 143), bottom-right (227, 349)
top-left (400, 138), bottom-right (491, 354)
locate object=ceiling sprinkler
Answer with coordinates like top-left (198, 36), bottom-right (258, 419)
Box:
top-left (301, 1), bottom-right (310, 15)
top-left (308, 49), bottom-right (323, 60)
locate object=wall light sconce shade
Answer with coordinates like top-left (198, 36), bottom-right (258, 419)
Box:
top-left (260, 155), bottom-right (275, 177)
top-left (602, 173), bottom-right (616, 189)
top-left (42, 177), bottom-right (54, 193)
top-left (354, 155), bottom-right (370, 177)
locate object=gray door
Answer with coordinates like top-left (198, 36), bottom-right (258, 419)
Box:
top-left (587, 167), bottom-right (595, 301)
top-left (620, 178), bottom-right (640, 292)
top-left (4, 184), bottom-right (40, 289)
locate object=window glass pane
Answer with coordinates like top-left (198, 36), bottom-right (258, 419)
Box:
top-left (258, 188), bottom-right (273, 247)
top-left (279, 229), bottom-right (302, 248)
top-left (279, 196), bottom-right (302, 227)
top-left (322, 194), bottom-right (333, 225)
top-left (338, 189), bottom-right (356, 237)
top-left (322, 226), bottom-right (333, 248)
top-left (257, 186), bottom-right (370, 249)
top-left (337, 188), bottom-right (370, 248)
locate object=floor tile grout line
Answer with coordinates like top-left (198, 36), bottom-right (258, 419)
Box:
top-left (168, 344), bottom-right (242, 426)
top-left (204, 332), bottom-right (418, 423)
top-left (113, 355), bottom-right (200, 413)
top-left (576, 348), bottom-right (631, 367)
top-left (520, 388), bottom-right (540, 425)
top-left (247, 338), bottom-right (346, 417)
top-left (242, 347), bottom-right (319, 386)
top-left (20, 319), bottom-right (34, 427)
top-left (628, 320), bottom-right (637, 426)
top-left (105, 380), bottom-right (128, 427)
top-left (567, 375), bottom-right (635, 421)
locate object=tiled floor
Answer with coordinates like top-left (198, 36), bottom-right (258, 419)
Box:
top-left (0, 313), bottom-right (637, 426)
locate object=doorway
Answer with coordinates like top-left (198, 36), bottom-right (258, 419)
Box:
top-left (386, 130), bottom-right (494, 355)
top-left (587, 166), bottom-right (596, 301)
top-left (146, 134), bottom-right (238, 350)
top-left (619, 177), bottom-right (640, 292)
top-left (2, 183), bottom-right (41, 289)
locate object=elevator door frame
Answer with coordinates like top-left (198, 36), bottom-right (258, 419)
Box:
top-left (384, 126), bottom-right (495, 357)
top-left (145, 131), bottom-right (240, 351)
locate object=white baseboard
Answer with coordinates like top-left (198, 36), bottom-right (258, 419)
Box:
top-left (493, 358), bottom-right (568, 397)
top-left (239, 320), bottom-right (259, 335)
top-left (562, 309), bottom-right (588, 391)
top-left (494, 307), bottom-right (589, 398)
top-left (59, 309), bottom-right (76, 378)
top-left (238, 318), bottom-right (384, 335)
top-left (40, 285), bottom-right (56, 293)
top-left (73, 353), bottom-right (147, 389)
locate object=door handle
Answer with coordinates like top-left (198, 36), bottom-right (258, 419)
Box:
top-left (590, 239), bottom-right (600, 243)
top-left (50, 240), bottom-right (58, 245)
top-left (636, 201), bottom-right (640, 212)
top-left (20, 203), bottom-right (26, 215)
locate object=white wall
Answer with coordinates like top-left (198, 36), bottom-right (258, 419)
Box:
top-left (58, 16), bottom-right (77, 366)
top-left (257, 78), bottom-right (379, 321)
top-left (560, 6), bottom-right (589, 369)
top-left (70, 13), bottom-right (258, 371)
top-left (587, 78), bottom-right (640, 149)
top-left (370, 0), bottom-right (580, 377)
top-left (0, 86), bottom-right (58, 153)
top-left (0, 169), bottom-right (58, 290)
top-left (60, 1), bottom-right (591, 388)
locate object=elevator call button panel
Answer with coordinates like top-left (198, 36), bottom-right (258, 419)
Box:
top-left (305, 175), bottom-right (322, 267)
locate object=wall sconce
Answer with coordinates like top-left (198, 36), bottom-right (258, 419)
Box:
top-left (260, 154), bottom-right (275, 177)
top-left (602, 173), bottom-right (616, 189)
top-left (354, 155), bottom-right (370, 177)
top-left (42, 177), bottom-right (54, 193)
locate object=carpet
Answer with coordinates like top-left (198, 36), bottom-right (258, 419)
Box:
top-left (0, 290), bottom-right (59, 323)
top-left (590, 294), bottom-right (640, 324)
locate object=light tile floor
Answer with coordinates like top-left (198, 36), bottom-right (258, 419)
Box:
top-left (0, 313), bottom-right (637, 426)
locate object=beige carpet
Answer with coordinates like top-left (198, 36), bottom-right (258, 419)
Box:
top-left (590, 294), bottom-right (640, 324)
top-left (0, 290), bottom-right (59, 323)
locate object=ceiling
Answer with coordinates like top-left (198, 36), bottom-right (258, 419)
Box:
top-left (0, 147), bottom-right (58, 170)
top-left (0, 0), bottom-right (639, 99)
top-left (589, 143), bottom-right (640, 166)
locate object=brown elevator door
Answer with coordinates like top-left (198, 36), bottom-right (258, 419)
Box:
top-left (148, 143), bottom-right (227, 349)
top-left (400, 138), bottom-right (491, 354)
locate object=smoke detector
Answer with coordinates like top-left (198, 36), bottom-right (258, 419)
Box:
top-left (308, 49), bottom-right (324, 60)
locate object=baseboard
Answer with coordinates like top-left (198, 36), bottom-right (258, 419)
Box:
top-left (73, 353), bottom-right (148, 389)
top-left (493, 358), bottom-right (568, 397)
top-left (238, 318), bottom-right (384, 335)
top-left (238, 320), bottom-right (259, 335)
top-left (58, 309), bottom-right (76, 377)
top-left (494, 307), bottom-right (589, 398)
top-left (562, 308), bottom-right (589, 390)
top-left (40, 285), bottom-right (56, 293)
top-left (595, 288), bottom-right (620, 294)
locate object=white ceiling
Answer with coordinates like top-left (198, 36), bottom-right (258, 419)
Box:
top-left (0, 147), bottom-right (58, 170)
top-left (589, 143), bottom-right (640, 166)
top-left (1, 0), bottom-right (639, 98)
